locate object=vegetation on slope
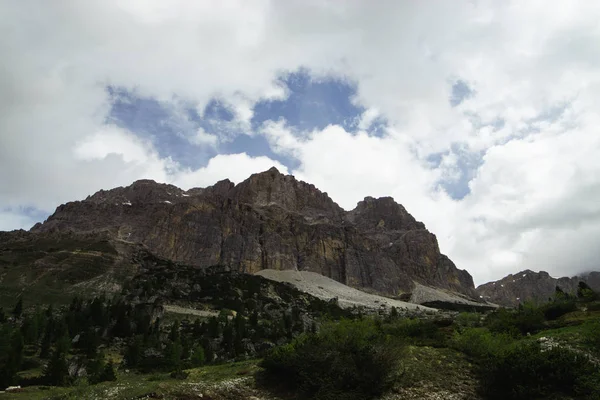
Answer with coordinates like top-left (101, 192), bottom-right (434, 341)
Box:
top-left (1, 263), bottom-right (599, 400)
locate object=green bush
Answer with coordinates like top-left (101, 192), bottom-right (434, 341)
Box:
top-left (383, 318), bottom-right (445, 346)
top-left (450, 328), bottom-right (513, 359)
top-left (260, 319), bottom-right (403, 400)
top-left (454, 312), bottom-right (481, 329)
top-left (479, 341), bottom-right (600, 400)
top-left (485, 305), bottom-right (545, 336)
top-left (541, 300), bottom-right (577, 321)
top-left (582, 320), bottom-right (600, 351)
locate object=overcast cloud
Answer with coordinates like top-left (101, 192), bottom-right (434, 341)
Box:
top-left (2, 1), bottom-right (600, 284)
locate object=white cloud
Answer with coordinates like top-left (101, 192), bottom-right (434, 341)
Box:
top-left (2, 1), bottom-right (600, 284)
top-left (173, 153), bottom-right (288, 189)
top-left (0, 210), bottom-right (38, 231)
top-left (189, 128), bottom-right (219, 148)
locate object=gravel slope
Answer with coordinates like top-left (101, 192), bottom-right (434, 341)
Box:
top-left (256, 269), bottom-right (436, 312)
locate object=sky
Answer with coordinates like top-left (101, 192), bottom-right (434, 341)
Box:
top-left (2, 1), bottom-right (600, 285)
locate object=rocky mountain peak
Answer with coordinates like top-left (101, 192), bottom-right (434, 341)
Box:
top-left (30, 168), bottom-right (478, 300)
top-left (85, 179), bottom-right (185, 205)
top-left (230, 168), bottom-right (343, 216)
top-left (349, 196), bottom-right (426, 231)
top-left (476, 269), bottom-right (600, 306)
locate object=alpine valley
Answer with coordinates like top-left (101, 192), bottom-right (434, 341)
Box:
top-left (1, 169), bottom-right (599, 400)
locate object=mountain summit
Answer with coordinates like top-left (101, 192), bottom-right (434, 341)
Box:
top-left (31, 168), bottom-right (477, 299)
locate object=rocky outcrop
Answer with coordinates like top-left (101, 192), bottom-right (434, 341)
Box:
top-left (476, 270), bottom-right (600, 307)
top-left (31, 167), bottom-right (477, 299)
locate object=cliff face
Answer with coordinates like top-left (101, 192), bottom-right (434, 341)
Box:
top-left (31, 168), bottom-right (476, 298)
top-left (476, 270), bottom-right (600, 307)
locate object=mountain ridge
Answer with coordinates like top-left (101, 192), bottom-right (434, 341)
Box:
top-left (476, 269), bottom-right (600, 306)
top-left (29, 168), bottom-right (478, 301)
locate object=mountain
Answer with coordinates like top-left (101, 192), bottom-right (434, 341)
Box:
top-left (29, 167), bottom-right (477, 301)
top-left (476, 270), bottom-right (600, 307)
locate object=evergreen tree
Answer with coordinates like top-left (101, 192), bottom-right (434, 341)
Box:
top-left (181, 334), bottom-right (191, 361)
top-left (169, 320), bottom-right (180, 342)
top-left (21, 315), bottom-right (40, 345)
top-left (40, 325), bottom-right (52, 359)
top-left (208, 317), bottom-right (221, 338)
top-left (87, 355), bottom-right (105, 384)
top-left (249, 312), bottom-right (259, 330)
top-left (0, 307), bottom-right (6, 323)
top-left (0, 328), bottom-right (24, 387)
top-left (164, 339), bottom-right (183, 372)
top-left (222, 323), bottom-right (235, 355)
top-left (124, 335), bottom-right (144, 367)
top-left (89, 297), bottom-right (106, 326)
top-left (12, 297), bottom-right (23, 319)
top-left (192, 318), bottom-right (203, 337)
top-left (100, 360), bottom-right (117, 382)
top-left (202, 337), bottom-right (215, 364)
top-left (190, 345), bottom-right (205, 367)
top-left (80, 328), bottom-right (100, 359)
top-left (44, 348), bottom-right (70, 386)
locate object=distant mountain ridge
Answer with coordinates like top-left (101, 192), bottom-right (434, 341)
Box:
top-left (476, 270), bottom-right (600, 307)
top-left (29, 167), bottom-right (478, 301)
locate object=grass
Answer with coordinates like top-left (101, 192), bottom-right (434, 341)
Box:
top-left (2, 360), bottom-right (263, 400)
top-left (395, 346), bottom-right (479, 398)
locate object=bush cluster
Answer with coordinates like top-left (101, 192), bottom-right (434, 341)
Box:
top-left (260, 319), bottom-right (403, 400)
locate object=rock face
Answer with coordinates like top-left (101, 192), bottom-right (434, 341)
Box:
top-left (31, 168), bottom-right (477, 298)
top-left (476, 270), bottom-right (600, 307)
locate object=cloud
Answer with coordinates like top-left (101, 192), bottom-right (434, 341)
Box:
top-left (173, 153), bottom-right (289, 189)
top-left (2, 1), bottom-right (600, 284)
top-left (189, 128), bottom-right (219, 148)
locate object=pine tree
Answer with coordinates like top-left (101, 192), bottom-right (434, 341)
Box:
top-left (202, 337), bottom-right (215, 364)
top-left (44, 349), bottom-right (70, 386)
top-left (101, 360), bottom-right (117, 382)
top-left (87, 355), bottom-right (105, 384)
top-left (21, 315), bottom-right (40, 345)
top-left (190, 345), bottom-right (205, 367)
top-left (0, 329), bottom-right (25, 387)
top-left (169, 320), bottom-right (180, 342)
top-left (222, 323), bottom-right (235, 356)
top-left (124, 336), bottom-right (144, 367)
top-left (40, 326), bottom-right (52, 359)
top-left (192, 318), bottom-right (203, 337)
top-left (208, 317), bottom-right (221, 338)
top-left (80, 328), bottom-right (100, 359)
top-left (12, 297), bottom-right (23, 319)
top-left (164, 339), bottom-right (183, 372)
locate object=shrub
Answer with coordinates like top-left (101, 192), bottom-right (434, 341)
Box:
top-left (485, 305), bottom-right (545, 336)
top-left (260, 319), bottom-right (403, 400)
top-left (383, 318), bottom-right (445, 346)
top-left (541, 300), bottom-right (577, 321)
top-left (582, 320), bottom-right (600, 351)
top-left (450, 328), bottom-right (513, 360)
top-left (454, 312), bottom-right (481, 329)
top-left (479, 341), bottom-right (600, 400)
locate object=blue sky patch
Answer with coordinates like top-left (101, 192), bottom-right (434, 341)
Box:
top-left (252, 70), bottom-right (366, 133)
top-left (429, 145), bottom-right (484, 200)
top-left (450, 80), bottom-right (475, 107)
top-left (106, 71), bottom-right (385, 173)
top-left (107, 87), bottom-right (216, 169)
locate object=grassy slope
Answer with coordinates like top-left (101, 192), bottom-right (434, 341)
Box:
top-left (4, 360), bottom-right (265, 400)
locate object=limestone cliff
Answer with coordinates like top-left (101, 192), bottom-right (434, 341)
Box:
top-left (31, 168), bottom-right (477, 298)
